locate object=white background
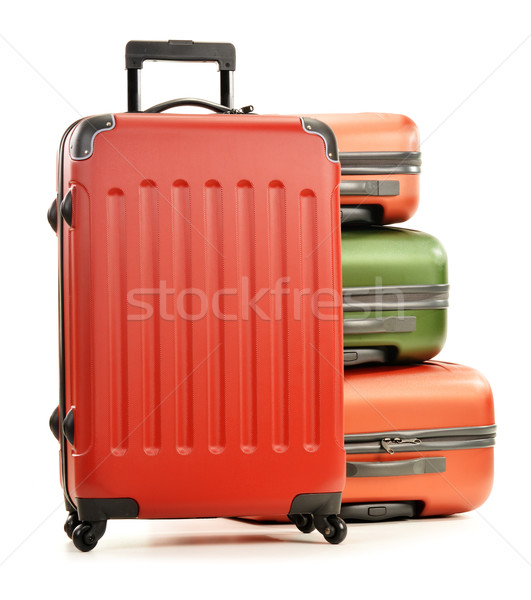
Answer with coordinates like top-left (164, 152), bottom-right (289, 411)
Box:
top-left (1, 0), bottom-right (530, 597)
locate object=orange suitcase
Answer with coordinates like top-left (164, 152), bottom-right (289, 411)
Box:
top-left (309, 113), bottom-right (420, 226)
top-left (342, 361), bottom-right (496, 520)
top-left (48, 40), bottom-right (347, 551)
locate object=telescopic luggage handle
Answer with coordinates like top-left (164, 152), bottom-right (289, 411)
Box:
top-left (125, 40), bottom-right (236, 112)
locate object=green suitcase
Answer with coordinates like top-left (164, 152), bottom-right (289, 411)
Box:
top-left (342, 227), bottom-right (448, 366)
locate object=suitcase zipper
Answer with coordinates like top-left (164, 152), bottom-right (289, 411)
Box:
top-left (342, 284), bottom-right (449, 312)
top-left (340, 151), bottom-right (422, 175)
top-left (344, 425), bottom-right (497, 455)
top-left (381, 437), bottom-right (421, 455)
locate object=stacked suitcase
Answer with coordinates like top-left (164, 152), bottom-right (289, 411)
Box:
top-left (313, 113), bottom-right (496, 522)
top-left (48, 41), bottom-right (495, 551)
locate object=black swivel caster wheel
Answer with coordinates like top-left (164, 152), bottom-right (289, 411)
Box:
top-left (293, 514), bottom-right (315, 534)
top-left (314, 515), bottom-right (348, 545)
top-left (72, 520), bottom-right (107, 552)
top-left (64, 512), bottom-right (81, 540)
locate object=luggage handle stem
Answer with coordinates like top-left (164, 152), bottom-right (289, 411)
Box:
top-left (126, 40), bottom-right (236, 112)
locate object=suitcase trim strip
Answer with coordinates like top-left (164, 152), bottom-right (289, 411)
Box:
top-left (343, 284), bottom-right (449, 312)
top-left (340, 151), bottom-right (422, 175)
top-left (344, 425), bottom-right (497, 455)
top-left (57, 119), bottom-right (82, 514)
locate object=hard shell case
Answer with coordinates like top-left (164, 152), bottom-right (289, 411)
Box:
top-left (342, 362), bottom-right (495, 520)
top-left (312, 113), bottom-right (421, 226)
top-left (342, 226), bottom-right (448, 366)
top-left (49, 40), bottom-right (347, 550)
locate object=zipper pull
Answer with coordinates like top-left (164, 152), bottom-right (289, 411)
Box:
top-left (381, 438), bottom-right (394, 454)
top-left (381, 437), bottom-right (421, 455)
top-left (228, 105), bottom-right (255, 114)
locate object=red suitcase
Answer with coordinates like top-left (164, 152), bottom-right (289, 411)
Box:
top-left (308, 113), bottom-right (421, 226)
top-left (48, 41), bottom-right (347, 551)
top-left (342, 362), bottom-right (495, 520)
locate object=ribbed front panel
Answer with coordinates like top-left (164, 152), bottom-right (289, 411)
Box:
top-left (139, 180), bottom-right (161, 456)
top-left (106, 188), bottom-right (128, 456)
top-left (268, 181), bottom-right (289, 452)
top-left (300, 190), bottom-right (321, 452)
top-left (98, 179), bottom-right (333, 456)
top-left (204, 180), bottom-right (226, 454)
top-left (171, 180), bottom-right (194, 455)
top-left (236, 181), bottom-right (258, 454)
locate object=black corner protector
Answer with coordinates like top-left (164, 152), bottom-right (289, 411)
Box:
top-left (76, 498), bottom-right (140, 522)
top-left (60, 190), bottom-right (72, 227)
top-left (49, 406), bottom-right (60, 441)
top-left (63, 407), bottom-right (74, 445)
top-left (300, 118), bottom-right (339, 163)
top-left (47, 198), bottom-right (58, 232)
top-left (70, 114), bottom-right (115, 160)
top-left (288, 492), bottom-right (342, 517)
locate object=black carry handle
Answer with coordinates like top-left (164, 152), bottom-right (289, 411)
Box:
top-left (144, 98), bottom-right (253, 114)
top-left (125, 40), bottom-right (236, 112)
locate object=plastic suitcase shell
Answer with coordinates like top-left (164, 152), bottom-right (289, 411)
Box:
top-left (59, 113), bottom-right (345, 515)
top-left (342, 362), bottom-right (495, 520)
top-left (310, 113), bottom-right (420, 226)
top-left (341, 226), bottom-right (448, 366)
top-left (49, 41), bottom-right (347, 550)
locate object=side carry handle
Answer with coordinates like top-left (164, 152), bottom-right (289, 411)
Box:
top-left (47, 197), bottom-right (58, 232)
top-left (346, 457), bottom-right (446, 478)
top-left (125, 40), bottom-right (236, 112)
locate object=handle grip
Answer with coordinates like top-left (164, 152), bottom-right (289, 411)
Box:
top-left (126, 40), bottom-right (235, 112)
top-left (145, 97), bottom-right (233, 114)
top-left (125, 40), bottom-right (236, 70)
top-left (144, 98), bottom-right (253, 114)
top-left (346, 457), bottom-right (446, 478)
